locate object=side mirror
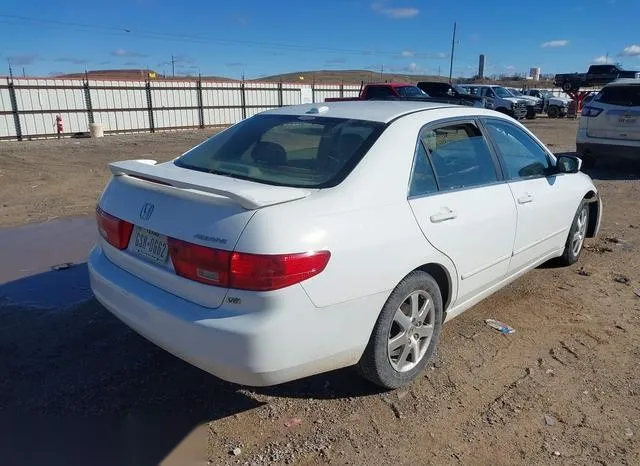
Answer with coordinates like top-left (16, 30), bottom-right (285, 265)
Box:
top-left (556, 154), bottom-right (582, 174)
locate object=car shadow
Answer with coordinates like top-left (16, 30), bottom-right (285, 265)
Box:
top-left (0, 265), bottom-right (379, 466)
top-left (554, 151), bottom-right (640, 181)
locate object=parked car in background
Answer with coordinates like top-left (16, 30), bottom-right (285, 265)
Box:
top-left (554, 64), bottom-right (640, 93)
top-left (577, 79), bottom-right (640, 166)
top-left (507, 88), bottom-right (542, 119)
top-left (457, 84), bottom-right (528, 119)
top-left (416, 81), bottom-right (487, 108)
top-left (522, 89), bottom-right (571, 118)
top-left (324, 83), bottom-right (476, 107)
top-left (89, 100), bottom-right (602, 389)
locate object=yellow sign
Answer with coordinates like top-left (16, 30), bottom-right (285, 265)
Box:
top-left (148, 72), bottom-right (157, 79)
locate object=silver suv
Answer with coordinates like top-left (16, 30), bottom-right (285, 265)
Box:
top-left (577, 79), bottom-right (640, 166)
top-left (457, 85), bottom-right (528, 119)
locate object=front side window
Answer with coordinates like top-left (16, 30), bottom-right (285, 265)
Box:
top-left (420, 123), bottom-right (498, 191)
top-left (483, 119), bottom-right (552, 180)
top-left (493, 87), bottom-right (513, 98)
top-left (175, 114), bottom-right (384, 188)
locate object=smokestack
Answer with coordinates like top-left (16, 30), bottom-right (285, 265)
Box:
top-left (478, 54), bottom-right (485, 79)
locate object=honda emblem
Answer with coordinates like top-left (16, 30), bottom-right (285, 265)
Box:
top-left (139, 202), bottom-right (155, 221)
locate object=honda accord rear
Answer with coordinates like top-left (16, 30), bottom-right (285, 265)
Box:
top-left (88, 107), bottom-right (397, 386)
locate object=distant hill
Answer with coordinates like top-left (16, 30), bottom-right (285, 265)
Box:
top-left (254, 70), bottom-right (447, 85)
top-left (254, 69), bottom-right (555, 89)
top-left (55, 69), bottom-right (237, 82)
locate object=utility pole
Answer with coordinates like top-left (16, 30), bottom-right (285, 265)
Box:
top-left (380, 64), bottom-right (384, 80)
top-left (171, 54), bottom-right (176, 77)
top-left (438, 64), bottom-right (441, 76)
top-left (448, 22), bottom-right (457, 83)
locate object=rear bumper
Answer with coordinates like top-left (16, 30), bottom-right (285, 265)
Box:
top-left (576, 140), bottom-right (640, 160)
top-left (88, 246), bottom-right (385, 386)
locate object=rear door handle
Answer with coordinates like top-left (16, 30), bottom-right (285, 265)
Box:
top-left (517, 193), bottom-right (534, 204)
top-left (430, 207), bottom-right (457, 223)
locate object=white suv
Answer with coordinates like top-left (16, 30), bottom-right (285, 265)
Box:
top-left (577, 79), bottom-right (640, 165)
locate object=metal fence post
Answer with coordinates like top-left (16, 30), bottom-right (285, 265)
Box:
top-left (196, 76), bottom-right (205, 128)
top-left (145, 81), bottom-right (155, 132)
top-left (83, 77), bottom-right (95, 125)
top-left (7, 78), bottom-right (23, 141)
top-left (278, 82), bottom-right (283, 107)
top-left (240, 82), bottom-right (247, 120)
top-left (339, 82), bottom-right (344, 98)
top-left (311, 82), bottom-right (315, 103)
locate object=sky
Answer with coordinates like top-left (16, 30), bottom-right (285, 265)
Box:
top-left (2, 0), bottom-right (640, 79)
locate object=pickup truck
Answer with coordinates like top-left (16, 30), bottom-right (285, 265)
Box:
top-left (324, 83), bottom-right (476, 106)
top-left (522, 89), bottom-right (571, 118)
top-left (416, 81), bottom-right (486, 108)
top-left (554, 64), bottom-right (640, 93)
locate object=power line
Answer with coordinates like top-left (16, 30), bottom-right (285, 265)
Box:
top-left (0, 14), bottom-right (450, 60)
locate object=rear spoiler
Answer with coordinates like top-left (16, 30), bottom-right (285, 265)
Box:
top-left (109, 159), bottom-right (311, 210)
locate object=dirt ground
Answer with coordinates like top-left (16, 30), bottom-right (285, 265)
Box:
top-left (1, 118), bottom-right (640, 466)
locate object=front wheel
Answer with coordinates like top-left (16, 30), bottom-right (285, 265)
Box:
top-left (357, 271), bottom-right (443, 389)
top-left (562, 82), bottom-right (575, 92)
top-left (557, 200), bottom-right (589, 266)
top-left (547, 105), bottom-right (560, 118)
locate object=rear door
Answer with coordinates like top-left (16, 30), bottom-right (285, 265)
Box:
top-left (407, 119), bottom-right (517, 305)
top-left (586, 84), bottom-right (640, 141)
top-left (481, 118), bottom-right (576, 274)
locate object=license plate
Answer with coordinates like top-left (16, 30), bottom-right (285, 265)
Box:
top-left (131, 227), bottom-right (169, 265)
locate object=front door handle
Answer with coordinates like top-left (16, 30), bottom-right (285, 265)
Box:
top-left (517, 193), bottom-right (534, 204)
top-left (430, 207), bottom-right (457, 223)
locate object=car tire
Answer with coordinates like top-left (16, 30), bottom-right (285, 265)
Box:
top-left (357, 271), bottom-right (443, 389)
top-left (547, 105), bottom-right (560, 118)
top-left (562, 82), bottom-right (575, 92)
top-left (557, 200), bottom-right (590, 266)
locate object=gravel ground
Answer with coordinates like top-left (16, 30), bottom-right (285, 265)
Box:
top-left (1, 118), bottom-right (640, 466)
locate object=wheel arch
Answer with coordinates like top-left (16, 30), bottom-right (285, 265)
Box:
top-left (414, 262), bottom-right (453, 313)
top-left (583, 190), bottom-right (600, 238)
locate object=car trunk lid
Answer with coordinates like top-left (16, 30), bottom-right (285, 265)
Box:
top-left (586, 107), bottom-right (640, 141)
top-left (98, 159), bottom-right (312, 308)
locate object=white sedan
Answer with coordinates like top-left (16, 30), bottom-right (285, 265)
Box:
top-left (89, 101), bottom-right (602, 389)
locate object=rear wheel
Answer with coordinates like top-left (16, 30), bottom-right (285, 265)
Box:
top-left (557, 200), bottom-right (589, 266)
top-left (357, 271), bottom-right (443, 389)
top-left (562, 82), bottom-right (575, 92)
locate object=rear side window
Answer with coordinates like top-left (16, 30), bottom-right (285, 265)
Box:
top-left (175, 115), bottom-right (384, 188)
top-left (366, 86), bottom-right (396, 99)
top-left (598, 86), bottom-right (640, 106)
top-left (420, 123), bottom-right (498, 191)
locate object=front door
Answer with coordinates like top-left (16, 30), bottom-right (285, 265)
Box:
top-left (407, 120), bottom-right (517, 306)
top-left (481, 118), bottom-right (576, 274)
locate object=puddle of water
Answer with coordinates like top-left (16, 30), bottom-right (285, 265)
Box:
top-left (0, 217), bottom-right (98, 309)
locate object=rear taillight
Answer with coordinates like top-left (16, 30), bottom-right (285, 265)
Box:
top-left (582, 106), bottom-right (603, 117)
top-left (168, 238), bottom-right (330, 291)
top-left (96, 206), bottom-right (133, 249)
top-left (230, 251), bottom-right (331, 291)
top-left (168, 238), bottom-right (231, 287)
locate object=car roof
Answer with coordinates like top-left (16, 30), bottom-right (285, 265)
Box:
top-left (605, 78), bottom-right (640, 87)
top-left (260, 100), bottom-right (453, 123)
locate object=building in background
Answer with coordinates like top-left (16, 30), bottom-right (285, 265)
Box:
top-left (529, 67), bottom-right (541, 81)
top-left (478, 54), bottom-right (485, 79)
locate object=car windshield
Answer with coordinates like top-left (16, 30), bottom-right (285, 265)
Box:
top-left (453, 85), bottom-right (469, 95)
top-left (396, 86), bottom-right (427, 97)
top-left (175, 114), bottom-right (385, 188)
top-left (494, 87), bottom-right (513, 98)
top-left (598, 85), bottom-right (640, 106)
top-left (509, 89), bottom-right (523, 96)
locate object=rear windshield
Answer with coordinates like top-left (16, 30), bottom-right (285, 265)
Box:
top-left (175, 114), bottom-right (385, 188)
top-left (598, 85), bottom-right (640, 106)
top-left (396, 86), bottom-right (427, 97)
